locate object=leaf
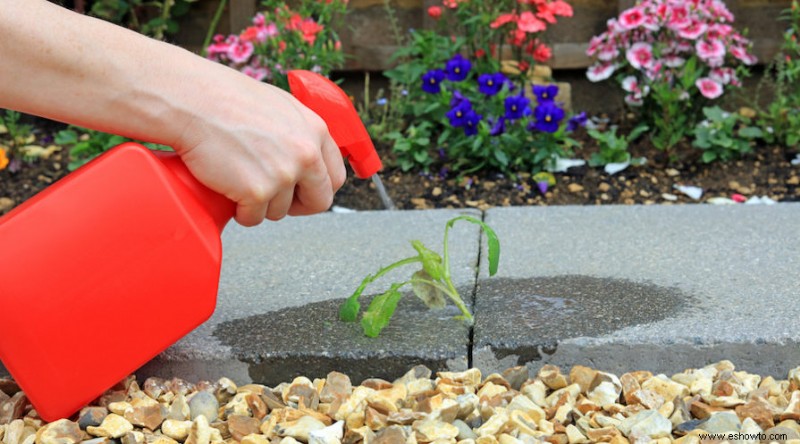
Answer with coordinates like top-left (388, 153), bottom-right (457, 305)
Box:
top-left (738, 127), bottom-right (763, 139)
top-left (627, 124), bottom-right (649, 142)
top-left (493, 149), bottom-right (509, 166)
top-left (411, 270), bottom-right (447, 309)
top-left (340, 275), bottom-right (372, 322)
top-left (411, 240), bottom-right (444, 280)
top-left (361, 284), bottom-right (404, 337)
top-left (54, 130), bottom-right (78, 146)
top-left (702, 151), bottom-right (717, 163)
top-left (446, 216), bottom-right (500, 276)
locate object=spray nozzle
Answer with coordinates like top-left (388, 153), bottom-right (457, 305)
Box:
top-left (288, 70), bottom-right (382, 179)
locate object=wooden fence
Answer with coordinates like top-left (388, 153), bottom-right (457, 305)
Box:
top-left (179, 0), bottom-right (791, 71)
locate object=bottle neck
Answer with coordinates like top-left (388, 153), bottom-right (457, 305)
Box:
top-left (154, 151), bottom-right (236, 233)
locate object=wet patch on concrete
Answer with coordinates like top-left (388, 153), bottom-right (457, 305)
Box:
top-left (473, 275), bottom-right (695, 367)
top-left (214, 287), bottom-right (472, 385)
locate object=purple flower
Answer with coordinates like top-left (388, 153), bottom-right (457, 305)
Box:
top-left (422, 69), bottom-right (446, 94)
top-left (439, 166), bottom-right (449, 178)
top-left (566, 112), bottom-right (588, 132)
top-left (533, 84), bottom-right (559, 103)
top-left (532, 102), bottom-right (565, 133)
top-left (489, 117), bottom-right (506, 136)
top-left (450, 90), bottom-right (468, 108)
top-left (463, 110), bottom-right (482, 136)
top-left (504, 94), bottom-right (530, 120)
top-left (446, 100), bottom-right (473, 127)
top-left (478, 73), bottom-right (507, 96)
top-left (445, 54), bottom-right (471, 82)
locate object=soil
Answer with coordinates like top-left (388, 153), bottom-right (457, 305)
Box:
top-left (1, 118), bottom-right (799, 216)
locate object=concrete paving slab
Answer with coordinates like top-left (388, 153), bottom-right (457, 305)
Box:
top-left (474, 204), bottom-right (800, 378)
top-left (135, 209), bottom-right (481, 386)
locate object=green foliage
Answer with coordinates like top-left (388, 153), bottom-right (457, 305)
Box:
top-left (643, 57), bottom-right (703, 152)
top-left (0, 110), bottom-right (34, 159)
top-left (692, 107), bottom-right (762, 163)
top-left (340, 215), bottom-right (500, 338)
top-left (89, 0), bottom-right (198, 40)
top-left (55, 126), bottom-right (171, 171)
top-left (205, 0), bottom-right (347, 91)
top-left (587, 124), bottom-right (648, 167)
top-left (756, 0), bottom-right (800, 149)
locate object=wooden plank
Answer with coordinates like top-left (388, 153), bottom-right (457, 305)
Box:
top-left (229, 0), bottom-right (257, 34)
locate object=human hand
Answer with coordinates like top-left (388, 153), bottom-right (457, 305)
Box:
top-left (171, 67), bottom-right (347, 227)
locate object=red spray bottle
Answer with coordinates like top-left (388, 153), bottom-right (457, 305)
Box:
top-left (0, 70), bottom-right (381, 421)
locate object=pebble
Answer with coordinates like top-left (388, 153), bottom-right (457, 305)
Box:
top-left (86, 414), bottom-right (133, 438)
top-left (77, 407), bottom-right (108, 430)
top-left (34, 419), bottom-right (82, 444)
top-left (188, 392), bottom-right (218, 423)
top-left (161, 419), bottom-right (192, 441)
top-left (6, 362), bottom-right (800, 444)
top-left (567, 184), bottom-right (584, 193)
top-left (0, 197), bottom-right (14, 213)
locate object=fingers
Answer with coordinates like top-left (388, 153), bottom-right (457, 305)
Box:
top-left (265, 187), bottom-right (294, 221)
top-left (289, 134), bottom-right (344, 216)
top-left (320, 133), bottom-right (346, 193)
top-left (235, 193), bottom-right (270, 227)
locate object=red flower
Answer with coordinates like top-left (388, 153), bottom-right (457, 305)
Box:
top-left (491, 13), bottom-right (518, 29)
top-left (428, 6), bottom-right (442, 19)
top-left (299, 19), bottom-right (324, 44)
top-left (533, 43), bottom-right (552, 62)
top-left (518, 61), bottom-right (530, 73)
top-left (239, 26), bottom-right (260, 42)
top-left (518, 11), bottom-right (546, 32)
top-left (475, 48), bottom-right (486, 58)
top-left (508, 29), bottom-right (526, 46)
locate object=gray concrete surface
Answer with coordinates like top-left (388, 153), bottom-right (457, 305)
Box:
top-left (3, 204), bottom-right (799, 386)
top-left (474, 204), bottom-right (800, 378)
top-left (136, 209), bottom-right (481, 386)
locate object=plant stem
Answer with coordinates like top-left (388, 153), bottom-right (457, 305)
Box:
top-left (408, 277), bottom-right (473, 321)
top-left (369, 256), bottom-right (422, 283)
top-left (202, 0), bottom-right (229, 55)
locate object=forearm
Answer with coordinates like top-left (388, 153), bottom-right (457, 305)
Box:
top-left (0, 0), bottom-right (223, 149)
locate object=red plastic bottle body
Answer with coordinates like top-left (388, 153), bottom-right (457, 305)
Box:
top-left (0, 143), bottom-right (234, 421)
top-left (0, 69), bottom-right (378, 421)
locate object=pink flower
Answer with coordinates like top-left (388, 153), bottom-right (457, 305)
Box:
top-left (663, 55), bottom-right (686, 68)
top-left (227, 39), bottom-right (254, 64)
top-left (241, 65), bottom-right (269, 81)
top-left (586, 35), bottom-right (604, 56)
top-left (667, 4), bottom-right (691, 30)
top-left (625, 93), bottom-right (644, 106)
top-left (626, 42), bottom-right (654, 70)
top-left (678, 20), bottom-right (707, 40)
top-left (730, 46), bottom-right (757, 65)
top-left (586, 63), bottom-right (616, 82)
top-left (709, 67), bottom-right (732, 84)
top-left (621, 75), bottom-right (639, 92)
top-left (696, 77), bottom-right (723, 99)
top-left (491, 13), bottom-right (518, 29)
top-left (706, 24), bottom-right (732, 40)
top-left (518, 11), bottom-right (546, 32)
top-left (619, 6), bottom-right (646, 29)
top-left (598, 44), bottom-right (619, 62)
top-left (695, 39), bottom-right (725, 61)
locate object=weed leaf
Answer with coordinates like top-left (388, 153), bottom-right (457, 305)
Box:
top-left (447, 216), bottom-right (501, 276)
top-left (411, 270), bottom-right (447, 309)
top-left (340, 275), bottom-right (371, 322)
top-left (361, 284), bottom-right (404, 337)
top-left (411, 240), bottom-right (444, 279)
